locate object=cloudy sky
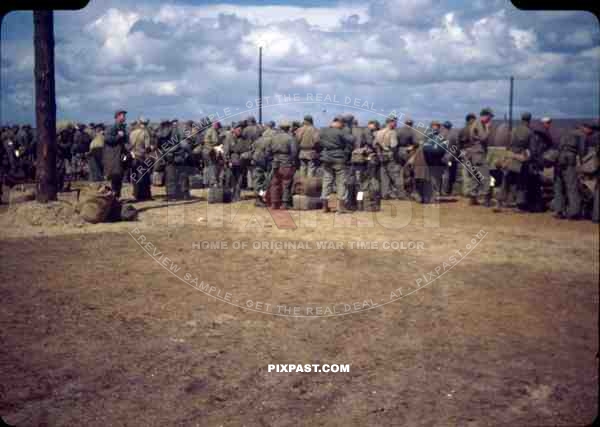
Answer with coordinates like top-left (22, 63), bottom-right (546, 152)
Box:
top-left (1, 0), bottom-right (598, 126)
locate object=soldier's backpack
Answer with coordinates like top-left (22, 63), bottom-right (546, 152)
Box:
top-left (292, 195), bottom-right (322, 210)
top-left (78, 185), bottom-right (118, 224)
top-left (292, 176), bottom-right (322, 197)
top-left (422, 134), bottom-right (447, 165)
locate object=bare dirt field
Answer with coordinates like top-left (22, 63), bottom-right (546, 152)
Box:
top-left (0, 183), bottom-right (598, 426)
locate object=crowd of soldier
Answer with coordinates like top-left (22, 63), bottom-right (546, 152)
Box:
top-left (0, 108), bottom-right (598, 223)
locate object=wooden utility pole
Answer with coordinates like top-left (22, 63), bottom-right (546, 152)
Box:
top-left (258, 46), bottom-right (262, 125)
top-left (33, 10), bottom-right (58, 202)
top-left (508, 76), bottom-right (514, 145)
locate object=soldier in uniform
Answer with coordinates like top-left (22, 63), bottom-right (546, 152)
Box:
top-left (420, 121), bottom-right (447, 203)
top-left (104, 110), bottom-right (128, 198)
top-left (581, 123), bottom-right (599, 221)
top-left (262, 121), bottom-right (276, 138)
top-left (376, 116), bottom-right (406, 200)
top-left (524, 115), bottom-right (549, 212)
top-left (591, 125), bottom-right (600, 223)
top-left (396, 118), bottom-right (418, 197)
top-left (86, 123), bottom-right (96, 140)
top-left (56, 123), bottom-right (75, 191)
top-left (365, 120), bottom-right (380, 146)
top-left (582, 122), bottom-right (600, 156)
top-left (266, 121), bottom-right (298, 209)
top-left (500, 112), bottom-right (534, 210)
top-left (296, 115), bottom-right (320, 177)
top-left (349, 119), bottom-right (378, 209)
top-left (88, 124), bottom-right (105, 182)
top-left (71, 124), bottom-right (91, 181)
top-left (440, 121), bottom-right (458, 195)
top-left (129, 117), bottom-right (152, 201)
top-left (291, 121), bottom-right (302, 136)
top-left (203, 121), bottom-right (224, 187)
top-left (552, 124), bottom-right (586, 219)
top-left (224, 121), bottom-right (252, 202)
top-left (242, 116), bottom-right (262, 190)
top-left (164, 120), bottom-right (192, 201)
top-left (0, 126), bottom-right (13, 202)
top-left (341, 114), bottom-right (358, 207)
top-left (319, 116), bottom-right (353, 213)
top-left (252, 128), bottom-right (274, 207)
top-left (463, 108), bottom-right (493, 205)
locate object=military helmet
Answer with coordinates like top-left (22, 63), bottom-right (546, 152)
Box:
top-left (521, 112), bottom-right (532, 121)
top-left (303, 115), bottom-right (313, 124)
top-left (443, 121), bottom-right (453, 129)
top-left (279, 120), bottom-right (291, 129)
top-left (480, 107), bottom-right (494, 117)
top-left (465, 113), bottom-right (477, 122)
top-left (114, 109), bottom-right (127, 118)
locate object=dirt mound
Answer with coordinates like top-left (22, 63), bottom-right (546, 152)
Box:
top-left (4, 200), bottom-right (84, 228)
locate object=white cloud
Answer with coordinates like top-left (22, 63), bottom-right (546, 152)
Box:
top-left (153, 81), bottom-right (178, 96)
top-left (564, 29), bottom-right (594, 47)
top-left (292, 73), bottom-right (313, 86)
top-left (510, 29), bottom-right (537, 50)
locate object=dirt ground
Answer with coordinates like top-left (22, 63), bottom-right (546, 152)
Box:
top-left (0, 183), bottom-right (598, 426)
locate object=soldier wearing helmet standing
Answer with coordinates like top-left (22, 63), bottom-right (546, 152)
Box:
top-left (376, 116), bottom-right (405, 200)
top-left (463, 108), bottom-right (493, 205)
top-left (129, 116), bottom-right (152, 201)
top-left (296, 115), bottom-right (320, 177)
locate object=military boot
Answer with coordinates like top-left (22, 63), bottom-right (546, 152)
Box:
top-left (469, 196), bottom-right (479, 206)
top-left (322, 199), bottom-right (330, 213)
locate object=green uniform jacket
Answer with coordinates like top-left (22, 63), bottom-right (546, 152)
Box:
top-left (103, 123), bottom-right (127, 176)
top-left (319, 127), bottom-right (353, 163)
